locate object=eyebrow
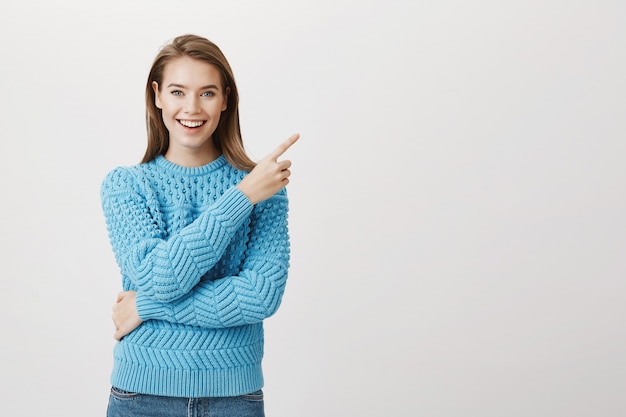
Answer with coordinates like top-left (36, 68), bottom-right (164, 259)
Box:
top-left (166, 83), bottom-right (220, 90)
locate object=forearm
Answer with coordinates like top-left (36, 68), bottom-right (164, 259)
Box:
top-left (123, 187), bottom-right (252, 301)
top-left (103, 169), bottom-right (253, 302)
top-left (136, 259), bottom-right (288, 328)
top-left (136, 192), bottom-right (290, 327)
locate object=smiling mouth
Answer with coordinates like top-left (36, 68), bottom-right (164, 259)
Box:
top-left (178, 120), bottom-right (205, 128)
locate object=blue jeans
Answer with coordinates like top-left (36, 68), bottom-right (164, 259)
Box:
top-left (107, 387), bottom-right (265, 417)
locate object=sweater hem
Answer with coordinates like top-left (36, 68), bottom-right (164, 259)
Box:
top-left (111, 360), bottom-right (264, 398)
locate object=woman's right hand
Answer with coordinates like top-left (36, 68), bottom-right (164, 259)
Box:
top-left (112, 291), bottom-right (143, 341)
top-left (237, 133), bottom-right (299, 204)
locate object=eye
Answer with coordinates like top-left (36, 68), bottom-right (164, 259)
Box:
top-left (201, 91), bottom-right (215, 97)
top-left (171, 90), bottom-right (183, 96)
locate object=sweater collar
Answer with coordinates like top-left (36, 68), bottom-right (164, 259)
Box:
top-left (154, 154), bottom-right (228, 176)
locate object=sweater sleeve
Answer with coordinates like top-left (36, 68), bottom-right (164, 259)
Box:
top-left (101, 167), bottom-right (253, 302)
top-left (134, 189), bottom-right (290, 328)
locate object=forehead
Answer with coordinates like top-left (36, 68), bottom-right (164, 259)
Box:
top-left (162, 56), bottom-right (222, 87)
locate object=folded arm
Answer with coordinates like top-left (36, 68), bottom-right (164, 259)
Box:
top-left (134, 191), bottom-right (290, 329)
top-left (101, 167), bottom-right (253, 303)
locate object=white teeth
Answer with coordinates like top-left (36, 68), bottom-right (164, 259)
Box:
top-left (179, 120), bottom-right (204, 128)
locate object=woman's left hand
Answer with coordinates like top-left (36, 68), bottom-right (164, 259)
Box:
top-left (112, 291), bottom-right (143, 340)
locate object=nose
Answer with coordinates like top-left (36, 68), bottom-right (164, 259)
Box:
top-left (184, 95), bottom-right (201, 114)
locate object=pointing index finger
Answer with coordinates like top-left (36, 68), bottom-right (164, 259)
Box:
top-left (269, 133), bottom-right (300, 160)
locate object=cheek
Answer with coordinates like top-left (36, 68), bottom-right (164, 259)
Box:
top-left (160, 108), bottom-right (177, 125)
top-left (160, 102), bottom-right (178, 117)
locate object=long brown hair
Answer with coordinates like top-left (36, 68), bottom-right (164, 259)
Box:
top-left (142, 34), bottom-right (255, 171)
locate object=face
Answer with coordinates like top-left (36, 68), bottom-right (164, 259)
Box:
top-left (153, 56), bottom-right (228, 163)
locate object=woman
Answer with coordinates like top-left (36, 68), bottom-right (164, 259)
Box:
top-left (101, 33), bottom-right (298, 417)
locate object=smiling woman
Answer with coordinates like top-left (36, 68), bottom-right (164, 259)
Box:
top-left (101, 34), bottom-right (299, 417)
top-left (141, 35), bottom-right (260, 172)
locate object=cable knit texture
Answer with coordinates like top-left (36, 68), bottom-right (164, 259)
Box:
top-left (101, 155), bottom-right (290, 397)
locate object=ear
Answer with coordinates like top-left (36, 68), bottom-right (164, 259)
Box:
top-left (152, 81), bottom-right (162, 109)
top-left (221, 87), bottom-right (230, 111)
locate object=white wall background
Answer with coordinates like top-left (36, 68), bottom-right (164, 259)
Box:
top-left (1, 1), bottom-right (624, 416)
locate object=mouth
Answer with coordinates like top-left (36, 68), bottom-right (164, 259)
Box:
top-left (178, 119), bottom-right (206, 128)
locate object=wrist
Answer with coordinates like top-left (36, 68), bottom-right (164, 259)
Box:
top-left (135, 292), bottom-right (164, 321)
top-left (236, 184), bottom-right (258, 205)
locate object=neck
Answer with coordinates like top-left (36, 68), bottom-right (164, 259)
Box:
top-left (164, 144), bottom-right (221, 168)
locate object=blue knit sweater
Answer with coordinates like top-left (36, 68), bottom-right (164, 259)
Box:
top-left (100, 155), bottom-right (290, 397)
